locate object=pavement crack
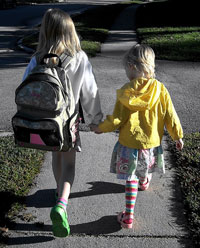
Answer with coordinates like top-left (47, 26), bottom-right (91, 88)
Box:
top-left (10, 230), bottom-right (189, 239)
top-left (70, 233), bottom-right (190, 239)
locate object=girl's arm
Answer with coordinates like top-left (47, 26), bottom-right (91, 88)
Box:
top-left (78, 52), bottom-right (103, 125)
top-left (98, 97), bottom-right (130, 133)
top-left (89, 124), bottom-right (102, 134)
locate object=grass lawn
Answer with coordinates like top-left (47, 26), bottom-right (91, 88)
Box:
top-left (0, 136), bottom-right (45, 243)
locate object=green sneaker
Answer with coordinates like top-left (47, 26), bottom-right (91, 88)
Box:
top-left (50, 205), bottom-right (70, 237)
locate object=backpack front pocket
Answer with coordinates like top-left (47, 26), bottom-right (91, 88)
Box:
top-left (12, 115), bottom-right (63, 151)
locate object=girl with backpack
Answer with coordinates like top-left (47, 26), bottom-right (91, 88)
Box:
top-left (22, 8), bottom-right (103, 237)
top-left (90, 44), bottom-right (183, 229)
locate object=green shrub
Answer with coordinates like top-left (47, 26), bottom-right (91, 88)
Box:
top-left (169, 132), bottom-right (200, 246)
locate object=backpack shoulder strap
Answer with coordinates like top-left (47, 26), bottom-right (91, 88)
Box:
top-left (60, 53), bottom-right (73, 69)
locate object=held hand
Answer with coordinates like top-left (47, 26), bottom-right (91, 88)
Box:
top-left (175, 139), bottom-right (184, 151)
top-left (89, 124), bottom-right (103, 134)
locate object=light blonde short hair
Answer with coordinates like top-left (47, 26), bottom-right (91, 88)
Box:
top-left (123, 44), bottom-right (155, 79)
top-left (36, 8), bottom-right (81, 61)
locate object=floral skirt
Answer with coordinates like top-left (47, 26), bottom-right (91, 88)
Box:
top-left (110, 142), bottom-right (165, 181)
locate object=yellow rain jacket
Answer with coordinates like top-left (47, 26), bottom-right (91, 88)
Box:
top-left (99, 78), bottom-right (183, 149)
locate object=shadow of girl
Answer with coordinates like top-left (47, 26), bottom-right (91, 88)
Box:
top-left (70, 181), bottom-right (125, 199)
top-left (70, 215), bottom-right (121, 235)
top-left (25, 181), bottom-right (125, 208)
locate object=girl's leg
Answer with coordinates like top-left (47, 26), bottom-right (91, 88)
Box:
top-left (118, 178), bottom-right (139, 228)
top-left (59, 149), bottom-right (76, 201)
top-left (125, 179), bottom-right (139, 221)
top-left (139, 173), bottom-right (152, 191)
top-left (52, 152), bottom-right (62, 196)
top-left (138, 148), bottom-right (154, 191)
top-left (50, 149), bottom-right (76, 237)
top-left (52, 149), bottom-right (76, 201)
top-left (52, 150), bottom-right (76, 200)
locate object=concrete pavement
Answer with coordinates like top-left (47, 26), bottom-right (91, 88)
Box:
top-left (5, 4), bottom-right (195, 248)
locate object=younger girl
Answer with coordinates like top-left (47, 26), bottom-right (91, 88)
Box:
top-left (91, 44), bottom-right (183, 229)
top-left (22, 9), bottom-right (103, 237)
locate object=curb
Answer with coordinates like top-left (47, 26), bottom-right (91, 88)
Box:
top-left (0, 131), bottom-right (13, 137)
top-left (17, 37), bottom-right (35, 54)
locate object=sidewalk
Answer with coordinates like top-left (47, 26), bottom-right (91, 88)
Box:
top-left (7, 5), bottom-right (192, 248)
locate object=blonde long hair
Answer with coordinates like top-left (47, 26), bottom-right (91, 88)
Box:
top-left (35, 8), bottom-right (81, 61)
top-left (123, 44), bottom-right (155, 79)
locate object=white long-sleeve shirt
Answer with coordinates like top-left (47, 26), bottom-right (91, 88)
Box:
top-left (23, 50), bottom-right (103, 124)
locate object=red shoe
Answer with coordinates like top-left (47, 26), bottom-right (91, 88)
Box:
top-left (117, 211), bottom-right (134, 229)
top-left (139, 173), bottom-right (152, 191)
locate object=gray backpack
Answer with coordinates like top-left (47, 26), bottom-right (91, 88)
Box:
top-left (12, 53), bottom-right (78, 152)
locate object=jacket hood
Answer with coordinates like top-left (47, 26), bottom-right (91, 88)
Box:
top-left (117, 78), bottom-right (161, 111)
